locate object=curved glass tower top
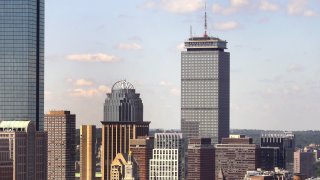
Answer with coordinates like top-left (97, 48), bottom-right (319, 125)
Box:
top-left (104, 80), bottom-right (143, 122)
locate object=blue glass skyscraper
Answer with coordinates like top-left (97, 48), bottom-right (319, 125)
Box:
top-left (0, 0), bottom-right (44, 130)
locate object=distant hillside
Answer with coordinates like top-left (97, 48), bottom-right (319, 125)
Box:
top-left (75, 129), bottom-right (320, 148)
top-left (231, 129), bottom-right (320, 148)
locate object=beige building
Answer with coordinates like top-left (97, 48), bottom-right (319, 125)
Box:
top-left (110, 152), bottom-right (138, 180)
top-left (80, 125), bottom-right (96, 180)
top-left (0, 120), bottom-right (47, 180)
top-left (101, 121), bottom-right (150, 180)
top-left (45, 110), bottom-right (76, 180)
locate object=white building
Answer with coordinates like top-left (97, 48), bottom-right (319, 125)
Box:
top-left (149, 133), bottom-right (184, 180)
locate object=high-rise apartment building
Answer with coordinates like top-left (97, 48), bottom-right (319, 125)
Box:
top-left (129, 136), bottom-right (154, 180)
top-left (187, 138), bottom-right (215, 180)
top-left (294, 150), bottom-right (315, 178)
top-left (181, 12), bottom-right (230, 143)
top-left (149, 133), bottom-right (184, 180)
top-left (215, 136), bottom-right (260, 180)
top-left (261, 131), bottom-right (295, 172)
top-left (0, 0), bottom-right (44, 131)
top-left (45, 110), bottom-right (76, 180)
top-left (104, 80), bottom-right (143, 122)
top-left (80, 125), bottom-right (96, 180)
top-left (0, 121), bottom-right (47, 180)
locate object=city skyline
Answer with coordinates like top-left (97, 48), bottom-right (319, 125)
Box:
top-left (45, 0), bottom-right (320, 130)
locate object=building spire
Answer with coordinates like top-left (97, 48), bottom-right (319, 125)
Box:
top-left (204, 2), bottom-right (208, 37)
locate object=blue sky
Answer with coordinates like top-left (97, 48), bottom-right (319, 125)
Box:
top-left (45, 0), bottom-right (320, 130)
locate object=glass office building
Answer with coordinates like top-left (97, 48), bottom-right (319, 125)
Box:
top-left (0, 0), bottom-right (44, 130)
top-left (181, 36), bottom-right (230, 144)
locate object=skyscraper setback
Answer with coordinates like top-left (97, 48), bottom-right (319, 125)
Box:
top-left (181, 12), bottom-right (230, 143)
top-left (0, 0), bottom-right (44, 130)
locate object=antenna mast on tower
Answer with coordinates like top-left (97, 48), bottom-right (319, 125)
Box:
top-left (204, 2), bottom-right (208, 38)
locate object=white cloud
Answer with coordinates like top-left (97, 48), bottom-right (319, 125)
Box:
top-left (74, 79), bottom-right (94, 86)
top-left (160, 80), bottom-right (173, 86)
top-left (117, 43), bottom-right (143, 50)
top-left (287, 64), bottom-right (304, 72)
top-left (69, 85), bottom-right (111, 98)
top-left (176, 43), bottom-right (185, 51)
top-left (259, 0), bottom-right (279, 12)
top-left (66, 53), bottom-right (120, 62)
top-left (44, 91), bottom-right (53, 101)
top-left (213, 21), bottom-right (240, 31)
top-left (170, 88), bottom-right (180, 96)
top-left (142, 0), bottom-right (204, 14)
top-left (303, 10), bottom-right (317, 17)
top-left (212, 0), bottom-right (250, 15)
top-left (287, 0), bottom-right (316, 16)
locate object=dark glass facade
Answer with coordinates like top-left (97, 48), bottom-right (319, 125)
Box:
top-left (0, 0), bottom-right (44, 130)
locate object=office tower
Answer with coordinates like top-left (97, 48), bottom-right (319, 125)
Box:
top-left (104, 80), bottom-right (143, 122)
top-left (80, 125), bottom-right (96, 180)
top-left (294, 150), bottom-right (315, 178)
top-left (187, 138), bottom-right (215, 180)
top-left (110, 152), bottom-right (139, 180)
top-left (261, 131), bottom-right (295, 172)
top-left (260, 147), bottom-right (280, 171)
top-left (129, 136), bottom-right (154, 180)
top-left (0, 0), bottom-right (44, 131)
top-left (149, 133), bottom-right (184, 180)
top-left (215, 136), bottom-right (260, 180)
top-left (101, 121), bottom-right (150, 180)
top-left (45, 110), bottom-right (76, 180)
top-left (102, 80), bottom-right (150, 180)
top-left (181, 11), bottom-right (230, 144)
top-left (0, 121), bottom-right (47, 180)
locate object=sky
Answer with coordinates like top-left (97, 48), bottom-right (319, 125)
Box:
top-left (45, 0), bottom-right (320, 130)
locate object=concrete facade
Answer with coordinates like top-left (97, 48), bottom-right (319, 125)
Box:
top-left (181, 35), bottom-right (230, 144)
top-left (45, 110), bottom-right (76, 180)
top-left (294, 150), bottom-right (315, 178)
top-left (149, 133), bottom-right (184, 180)
top-left (0, 121), bottom-right (47, 180)
top-left (215, 137), bottom-right (260, 180)
top-left (187, 138), bottom-right (215, 180)
top-left (129, 136), bottom-right (154, 180)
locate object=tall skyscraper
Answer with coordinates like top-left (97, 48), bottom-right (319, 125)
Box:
top-left (181, 11), bottom-right (230, 143)
top-left (0, 120), bottom-right (47, 180)
top-left (104, 80), bottom-right (143, 122)
top-left (45, 110), bottom-right (76, 180)
top-left (261, 131), bottom-right (295, 172)
top-left (0, 0), bottom-right (44, 131)
top-left (80, 125), bottom-right (96, 180)
top-left (187, 138), bottom-right (215, 180)
top-left (102, 80), bottom-right (149, 180)
top-left (149, 133), bottom-right (185, 180)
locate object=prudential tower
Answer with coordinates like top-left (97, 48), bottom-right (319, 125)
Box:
top-left (181, 8), bottom-right (230, 144)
